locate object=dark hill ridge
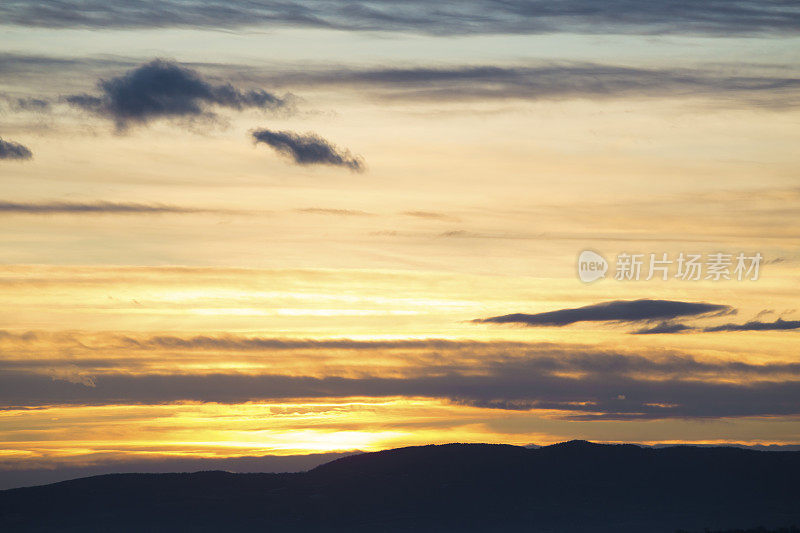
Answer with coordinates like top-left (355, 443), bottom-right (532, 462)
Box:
top-left (1, 440), bottom-right (799, 532)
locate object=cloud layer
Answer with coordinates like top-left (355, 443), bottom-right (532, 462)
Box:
top-left (0, 138), bottom-right (32, 160)
top-left (252, 129), bottom-right (364, 171)
top-left (1, 1), bottom-right (798, 36)
top-left (67, 59), bottom-right (290, 130)
top-left (2, 333), bottom-right (799, 420)
top-left (476, 299), bottom-right (732, 327)
top-left (0, 332), bottom-right (800, 420)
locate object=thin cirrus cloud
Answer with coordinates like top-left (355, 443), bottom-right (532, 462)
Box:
top-left (271, 64), bottom-right (800, 108)
top-left (402, 211), bottom-right (459, 222)
top-left (0, 201), bottom-right (220, 214)
top-left (0, 137), bottom-right (32, 160)
top-left (0, 0), bottom-right (798, 36)
top-left (295, 208), bottom-right (374, 217)
top-left (66, 59), bottom-right (292, 131)
top-left (252, 129), bottom-right (365, 171)
top-left (632, 322), bottom-right (698, 335)
top-left (474, 299), bottom-right (733, 327)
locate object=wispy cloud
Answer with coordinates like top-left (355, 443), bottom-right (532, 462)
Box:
top-left (402, 211), bottom-right (459, 222)
top-left (67, 59), bottom-right (292, 130)
top-left (0, 138), bottom-right (32, 160)
top-left (296, 208), bottom-right (374, 217)
top-left (11, 97), bottom-right (50, 112)
top-left (273, 64), bottom-right (800, 108)
top-left (1, 1), bottom-right (798, 36)
top-left (252, 129), bottom-right (364, 171)
top-left (475, 299), bottom-right (733, 327)
top-left (0, 201), bottom-right (219, 214)
top-left (632, 322), bottom-right (697, 335)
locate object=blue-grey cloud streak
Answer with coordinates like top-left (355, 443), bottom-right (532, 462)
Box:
top-left (1, 1), bottom-right (798, 36)
top-left (0, 201), bottom-right (219, 214)
top-left (0, 138), bottom-right (32, 160)
top-left (252, 129), bottom-right (364, 171)
top-left (476, 299), bottom-right (732, 327)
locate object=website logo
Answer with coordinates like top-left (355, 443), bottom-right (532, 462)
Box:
top-left (577, 250), bottom-right (608, 283)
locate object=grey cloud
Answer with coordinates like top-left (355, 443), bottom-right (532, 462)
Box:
top-left (0, 201), bottom-right (218, 214)
top-left (0, 138), bottom-right (32, 160)
top-left (67, 59), bottom-right (291, 130)
top-left (476, 299), bottom-right (732, 327)
top-left (704, 318), bottom-right (800, 332)
top-left (1, 1), bottom-right (799, 36)
top-left (252, 129), bottom-right (364, 171)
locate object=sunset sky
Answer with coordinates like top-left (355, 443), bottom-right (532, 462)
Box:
top-left (1, 1), bottom-right (800, 484)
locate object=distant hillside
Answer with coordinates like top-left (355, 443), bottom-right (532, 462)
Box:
top-left (0, 451), bottom-right (359, 490)
top-left (1, 440), bottom-right (798, 532)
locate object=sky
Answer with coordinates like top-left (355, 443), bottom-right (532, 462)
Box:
top-left (1, 1), bottom-right (800, 487)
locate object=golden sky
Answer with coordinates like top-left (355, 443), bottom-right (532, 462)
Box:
top-left (1, 1), bottom-right (799, 480)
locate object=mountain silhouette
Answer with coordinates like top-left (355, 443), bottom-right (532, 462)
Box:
top-left (1, 441), bottom-right (798, 532)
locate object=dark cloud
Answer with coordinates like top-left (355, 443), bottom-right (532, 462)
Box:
top-left (475, 299), bottom-right (732, 327)
top-left (67, 59), bottom-right (291, 130)
top-left (0, 201), bottom-right (217, 214)
top-left (0, 138), bottom-right (32, 160)
top-left (252, 129), bottom-right (364, 171)
top-left (704, 318), bottom-right (800, 332)
top-left (1, 1), bottom-right (798, 36)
